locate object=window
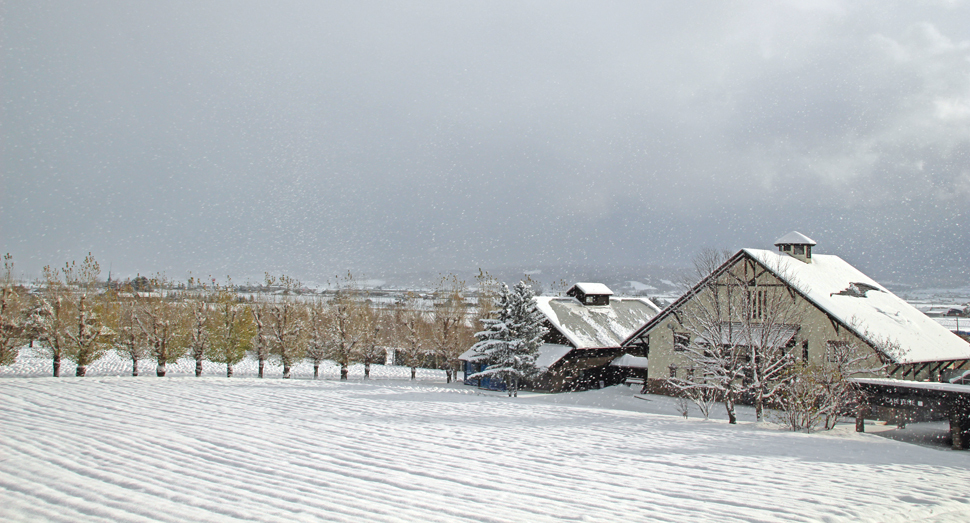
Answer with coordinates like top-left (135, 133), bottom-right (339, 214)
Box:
top-left (669, 365), bottom-right (678, 379)
top-left (747, 289), bottom-right (767, 320)
top-left (793, 245), bottom-right (805, 255)
top-left (802, 340), bottom-right (809, 362)
top-left (826, 341), bottom-right (852, 363)
top-left (674, 332), bottom-right (689, 352)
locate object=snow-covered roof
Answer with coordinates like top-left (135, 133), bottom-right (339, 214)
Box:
top-left (745, 248), bottom-right (970, 364)
top-left (535, 296), bottom-right (661, 349)
top-left (773, 231), bottom-right (816, 246)
top-left (570, 282), bottom-right (613, 296)
top-left (610, 354), bottom-right (649, 369)
top-left (458, 347), bottom-right (483, 362)
top-left (851, 378), bottom-right (970, 395)
top-left (534, 344), bottom-right (574, 371)
top-left (460, 343), bottom-right (576, 370)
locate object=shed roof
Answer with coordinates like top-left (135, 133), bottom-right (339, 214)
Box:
top-left (610, 354), bottom-right (650, 369)
top-left (536, 296), bottom-right (661, 349)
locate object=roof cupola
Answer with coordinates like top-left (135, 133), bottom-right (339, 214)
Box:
top-left (774, 231), bottom-right (817, 264)
top-left (566, 282), bottom-right (613, 306)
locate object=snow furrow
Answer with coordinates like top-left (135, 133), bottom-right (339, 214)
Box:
top-left (3, 377), bottom-right (970, 522)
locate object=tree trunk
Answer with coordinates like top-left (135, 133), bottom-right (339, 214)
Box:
top-left (75, 364), bottom-right (87, 377)
top-left (258, 357), bottom-right (265, 378)
top-left (755, 394), bottom-right (764, 422)
top-left (340, 363), bottom-right (348, 380)
top-left (724, 395), bottom-right (737, 424)
top-left (364, 362), bottom-right (371, 379)
top-left (53, 354), bottom-right (61, 377)
top-left (410, 366), bottom-right (416, 380)
top-left (227, 362), bottom-right (234, 378)
top-left (195, 358), bottom-right (203, 377)
top-left (157, 362), bottom-right (167, 377)
top-left (313, 363), bottom-right (320, 379)
top-left (282, 362), bottom-right (291, 379)
top-left (131, 356), bottom-right (139, 377)
top-left (446, 369), bottom-right (453, 383)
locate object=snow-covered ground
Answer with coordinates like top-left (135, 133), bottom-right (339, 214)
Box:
top-left (0, 347), bottom-right (442, 381)
top-left (2, 363), bottom-right (969, 522)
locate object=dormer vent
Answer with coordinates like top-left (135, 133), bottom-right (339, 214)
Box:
top-left (566, 282), bottom-right (613, 306)
top-left (774, 231), bottom-right (817, 264)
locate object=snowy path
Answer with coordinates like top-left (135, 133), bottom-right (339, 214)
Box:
top-left (1, 378), bottom-right (969, 522)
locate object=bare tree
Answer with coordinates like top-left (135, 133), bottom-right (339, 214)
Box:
top-left (304, 300), bottom-right (330, 379)
top-left (324, 275), bottom-right (375, 380)
top-left (428, 275), bottom-right (474, 383)
top-left (778, 334), bottom-right (888, 432)
top-left (390, 292), bottom-right (431, 380)
top-left (28, 265), bottom-right (73, 377)
top-left (667, 249), bottom-right (746, 423)
top-left (137, 277), bottom-right (188, 377)
top-left (60, 254), bottom-right (115, 376)
top-left (264, 274), bottom-right (306, 379)
top-left (0, 254), bottom-right (29, 367)
top-left (359, 307), bottom-right (389, 379)
top-left (250, 301), bottom-right (272, 378)
top-left (110, 289), bottom-right (148, 376)
top-left (738, 263), bottom-right (803, 421)
top-left (668, 249), bottom-right (804, 422)
top-left (207, 285), bottom-right (255, 378)
top-left (185, 283), bottom-right (212, 377)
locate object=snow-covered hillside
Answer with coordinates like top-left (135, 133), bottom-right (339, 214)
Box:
top-left (2, 376), bottom-right (969, 522)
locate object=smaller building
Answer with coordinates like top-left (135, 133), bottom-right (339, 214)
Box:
top-left (461, 283), bottom-right (661, 392)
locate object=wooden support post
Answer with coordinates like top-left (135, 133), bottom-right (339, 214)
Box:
top-left (855, 402), bottom-right (870, 433)
top-left (949, 410), bottom-right (969, 450)
top-left (927, 361), bottom-right (947, 382)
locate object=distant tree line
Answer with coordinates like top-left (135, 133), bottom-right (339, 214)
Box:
top-left (0, 254), bottom-right (496, 381)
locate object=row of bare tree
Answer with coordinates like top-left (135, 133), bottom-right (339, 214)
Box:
top-left (1, 254), bottom-right (497, 381)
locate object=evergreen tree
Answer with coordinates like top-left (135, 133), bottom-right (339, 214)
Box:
top-left (469, 281), bottom-right (547, 397)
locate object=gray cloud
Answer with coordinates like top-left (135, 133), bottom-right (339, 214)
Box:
top-left (2, 1), bottom-right (969, 285)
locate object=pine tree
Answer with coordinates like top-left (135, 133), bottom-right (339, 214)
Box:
top-left (468, 281), bottom-right (547, 397)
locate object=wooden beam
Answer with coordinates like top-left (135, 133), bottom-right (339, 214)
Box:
top-left (913, 362), bottom-right (932, 381)
top-left (829, 316), bottom-right (840, 335)
top-left (928, 361), bottom-right (949, 380)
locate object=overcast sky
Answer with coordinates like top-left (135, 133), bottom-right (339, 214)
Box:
top-left (3, 1), bottom-right (969, 285)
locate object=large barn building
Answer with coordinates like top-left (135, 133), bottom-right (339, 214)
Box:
top-left (623, 232), bottom-right (970, 393)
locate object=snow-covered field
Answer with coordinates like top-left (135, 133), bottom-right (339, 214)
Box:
top-left (3, 366), bottom-right (970, 523)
